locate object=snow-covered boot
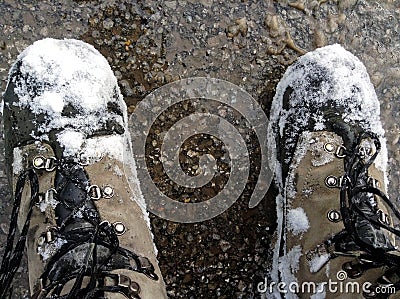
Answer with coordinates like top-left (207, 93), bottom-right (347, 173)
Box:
top-left (268, 45), bottom-right (400, 298)
top-left (0, 38), bottom-right (167, 299)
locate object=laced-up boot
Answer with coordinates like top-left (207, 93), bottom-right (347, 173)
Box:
top-left (0, 38), bottom-right (167, 299)
top-left (268, 44), bottom-right (400, 299)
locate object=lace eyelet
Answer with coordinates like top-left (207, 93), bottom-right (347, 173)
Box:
top-left (113, 221), bottom-right (126, 235)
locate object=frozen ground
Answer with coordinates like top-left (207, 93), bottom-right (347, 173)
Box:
top-left (1, 0), bottom-right (400, 298)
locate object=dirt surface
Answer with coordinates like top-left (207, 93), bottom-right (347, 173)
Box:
top-left (1, 0), bottom-right (400, 298)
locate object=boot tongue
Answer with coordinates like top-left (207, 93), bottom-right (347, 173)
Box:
top-left (54, 163), bottom-right (100, 228)
top-left (46, 162), bottom-right (113, 283)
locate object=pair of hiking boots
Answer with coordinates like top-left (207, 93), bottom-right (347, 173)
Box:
top-left (0, 39), bottom-right (399, 299)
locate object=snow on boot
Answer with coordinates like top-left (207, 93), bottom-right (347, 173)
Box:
top-left (267, 44), bottom-right (400, 298)
top-left (0, 38), bottom-right (167, 299)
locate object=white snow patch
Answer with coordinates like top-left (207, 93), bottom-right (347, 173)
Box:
top-left (83, 134), bottom-right (124, 162)
top-left (325, 262), bottom-right (330, 278)
top-left (10, 38), bottom-right (126, 155)
top-left (311, 284), bottom-right (326, 299)
top-left (287, 207), bottom-right (310, 236)
top-left (302, 187), bottom-right (314, 197)
top-left (15, 38), bottom-right (117, 113)
top-left (285, 131), bottom-right (311, 200)
top-left (39, 194), bottom-right (59, 213)
top-left (30, 91), bottom-right (65, 115)
top-left (123, 134), bottom-right (152, 227)
top-left (12, 148), bottom-right (23, 175)
top-left (113, 164), bottom-right (124, 177)
top-left (74, 210), bottom-right (84, 219)
top-left (56, 130), bottom-right (85, 157)
top-left (271, 193), bottom-right (284, 284)
top-left (279, 245), bottom-right (302, 284)
top-left (310, 135), bottom-right (337, 167)
top-left (308, 253), bottom-right (330, 273)
top-left (38, 237), bottom-right (67, 261)
top-left (0, 99), bottom-right (4, 115)
top-left (313, 114), bottom-right (326, 131)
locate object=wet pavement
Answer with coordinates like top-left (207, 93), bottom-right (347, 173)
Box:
top-left (1, 0), bottom-right (400, 298)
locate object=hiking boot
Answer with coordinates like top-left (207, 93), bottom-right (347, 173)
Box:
top-left (267, 44), bottom-right (400, 298)
top-left (0, 38), bottom-right (167, 299)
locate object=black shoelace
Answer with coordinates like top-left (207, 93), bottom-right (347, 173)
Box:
top-left (0, 169), bottom-right (39, 298)
top-left (339, 132), bottom-right (400, 290)
top-left (0, 161), bottom-right (158, 299)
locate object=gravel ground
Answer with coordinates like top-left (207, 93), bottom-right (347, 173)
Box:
top-left (1, 0), bottom-right (400, 298)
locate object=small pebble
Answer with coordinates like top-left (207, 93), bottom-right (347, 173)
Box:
top-left (103, 18), bottom-right (114, 30)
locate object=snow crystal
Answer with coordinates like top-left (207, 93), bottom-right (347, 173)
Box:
top-left (74, 210), bottom-right (84, 219)
top-left (302, 188), bottom-right (314, 197)
top-left (38, 237), bottom-right (67, 261)
top-left (39, 193), bottom-right (59, 213)
top-left (287, 207), bottom-right (310, 236)
top-left (313, 114), bottom-right (326, 131)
